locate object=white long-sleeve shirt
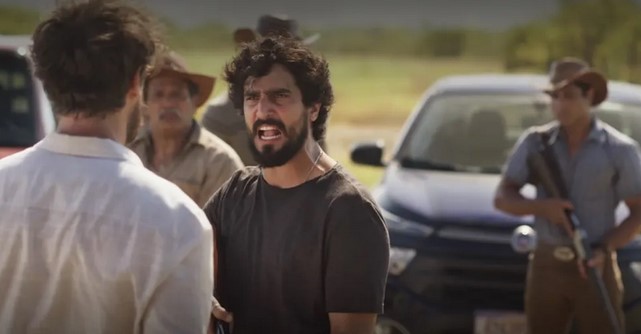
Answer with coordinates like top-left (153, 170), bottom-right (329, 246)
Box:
top-left (0, 132), bottom-right (214, 334)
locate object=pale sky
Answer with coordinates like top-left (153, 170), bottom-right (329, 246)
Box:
top-left (0, 0), bottom-right (561, 30)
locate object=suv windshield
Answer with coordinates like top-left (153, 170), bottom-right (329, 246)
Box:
top-left (0, 50), bottom-right (36, 147)
top-left (399, 92), bottom-right (641, 173)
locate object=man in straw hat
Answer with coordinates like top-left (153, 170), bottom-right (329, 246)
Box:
top-left (494, 57), bottom-right (641, 333)
top-left (201, 14), bottom-right (324, 166)
top-left (129, 51), bottom-right (243, 207)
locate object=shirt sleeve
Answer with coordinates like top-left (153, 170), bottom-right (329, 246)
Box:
top-left (614, 141), bottom-right (641, 200)
top-left (502, 130), bottom-right (535, 186)
top-left (141, 218), bottom-right (214, 334)
top-left (199, 152), bottom-right (244, 207)
top-left (324, 194), bottom-right (390, 314)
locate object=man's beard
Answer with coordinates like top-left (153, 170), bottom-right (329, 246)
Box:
top-left (248, 114), bottom-right (308, 168)
top-left (125, 101), bottom-right (142, 144)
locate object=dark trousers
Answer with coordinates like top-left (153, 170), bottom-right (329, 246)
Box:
top-left (525, 243), bottom-right (624, 334)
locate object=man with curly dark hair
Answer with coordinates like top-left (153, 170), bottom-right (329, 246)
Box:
top-left (205, 36), bottom-right (390, 334)
top-left (200, 14), bottom-right (326, 166)
top-left (0, 1), bottom-right (214, 333)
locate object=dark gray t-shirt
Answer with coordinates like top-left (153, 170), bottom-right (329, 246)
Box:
top-left (204, 164), bottom-right (390, 334)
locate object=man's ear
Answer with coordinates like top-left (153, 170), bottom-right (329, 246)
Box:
top-left (309, 103), bottom-right (321, 122)
top-left (128, 72), bottom-right (143, 100)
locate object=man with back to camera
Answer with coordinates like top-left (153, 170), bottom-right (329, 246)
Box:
top-left (0, 1), bottom-right (214, 333)
top-left (206, 36), bottom-right (390, 334)
top-left (494, 57), bottom-right (641, 333)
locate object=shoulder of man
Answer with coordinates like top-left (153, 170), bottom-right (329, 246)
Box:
top-left (325, 166), bottom-right (384, 220)
top-left (207, 92), bottom-right (229, 107)
top-left (529, 121), bottom-right (557, 139)
top-left (202, 166), bottom-right (260, 216)
top-left (0, 146), bottom-right (36, 170)
top-left (201, 110), bottom-right (245, 142)
top-left (202, 95), bottom-right (241, 124)
top-left (600, 120), bottom-right (640, 149)
top-left (97, 163), bottom-right (213, 261)
top-left (195, 126), bottom-right (244, 166)
top-left (128, 165), bottom-right (208, 220)
top-left (126, 128), bottom-right (151, 154)
top-left (511, 121), bottom-right (558, 150)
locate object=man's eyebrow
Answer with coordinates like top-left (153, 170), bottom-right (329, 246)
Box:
top-left (244, 88), bottom-right (292, 95)
top-left (268, 88), bottom-right (291, 95)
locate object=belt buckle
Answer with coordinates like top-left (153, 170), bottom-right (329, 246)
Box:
top-left (553, 246), bottom-right (576, 262)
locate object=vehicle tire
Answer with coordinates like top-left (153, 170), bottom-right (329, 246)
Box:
top-left (375, 316), bottom-right (412, 334)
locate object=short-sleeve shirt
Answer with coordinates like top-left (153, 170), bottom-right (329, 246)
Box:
top-left (203, 165), bottom-right (390, 334)
top-left (0, 132), bottom-right (213, 333)
top-left (129, 121), bottom-right (243, 206)
top-left (502, 118), bottom-right (641, 245)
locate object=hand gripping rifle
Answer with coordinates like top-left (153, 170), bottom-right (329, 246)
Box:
top-left (527, 131), bottom-right (622, 334)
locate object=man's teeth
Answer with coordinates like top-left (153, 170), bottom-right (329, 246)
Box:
top-left (258, 126), bottom-right (282, 140)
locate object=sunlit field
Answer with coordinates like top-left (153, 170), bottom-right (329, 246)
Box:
top-left (179, 48), bottom-right (503, 187)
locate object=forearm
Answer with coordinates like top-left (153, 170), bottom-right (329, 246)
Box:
top-left (603, 211), bottom-right (641, 250)
top-left (495, 197), bottom-right (543, 216)
top-left (494, 185), bottom-right (542, 217)
top-left (329, 313), bottom-right (376, 334)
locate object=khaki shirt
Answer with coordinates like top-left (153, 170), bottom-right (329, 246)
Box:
top-left (129, 122), bottom-right (244, 207)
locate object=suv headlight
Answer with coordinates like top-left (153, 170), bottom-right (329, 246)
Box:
top-left (389, 247), bottom-right (417, 276)
top-left (381, 209), bottom-right (434, 237)
top-left (380, 209), bottom-right (431, 276)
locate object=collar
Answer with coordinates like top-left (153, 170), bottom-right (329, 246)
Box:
top-left (130, 120), bottom-right (208, 149)
top-left (36, 132), bottom-right (143, 165)
top-left (547, 116), bottom-right (607, 145)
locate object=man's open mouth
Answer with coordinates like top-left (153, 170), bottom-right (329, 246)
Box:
top-left (257, 125), bottom-right (283, 141)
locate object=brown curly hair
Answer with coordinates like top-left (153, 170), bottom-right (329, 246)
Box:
top-left (30, 0), bottom-right (164, 117)
top-left (223, 36), bottom-right (334, 142)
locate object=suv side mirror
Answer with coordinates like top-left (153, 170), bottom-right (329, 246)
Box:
top-left (350, 140), bottom-right (385, 167)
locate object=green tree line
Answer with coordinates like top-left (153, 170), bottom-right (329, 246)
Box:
top-left (0, 5), bottom-right (506, 60)
top-left (1, 0), bottom-right (640, 82)
top-left (504, 0), bottom-right (641, 83)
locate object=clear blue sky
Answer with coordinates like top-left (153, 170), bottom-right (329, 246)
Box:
top-left (0, 0), bottom-right (623, 30)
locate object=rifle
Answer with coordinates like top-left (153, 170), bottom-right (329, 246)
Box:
top-left (527, 132), bottom-right (622, 334)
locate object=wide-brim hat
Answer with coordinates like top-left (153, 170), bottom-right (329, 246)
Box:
top-left (150, 51), bottom-right (215, 108)
top-left (233, 14), bottom-right (320, 45)
top-left (542, 57), bottom-right (608, 106)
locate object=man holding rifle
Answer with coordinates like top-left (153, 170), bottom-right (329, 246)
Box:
top-left (494, 57), bottom-right (641, 333)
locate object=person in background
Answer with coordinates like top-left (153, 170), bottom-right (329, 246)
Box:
top-left (494, 57), bottom-right (641, 334)
top-left (129, 51), bottom-right (243, 207)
